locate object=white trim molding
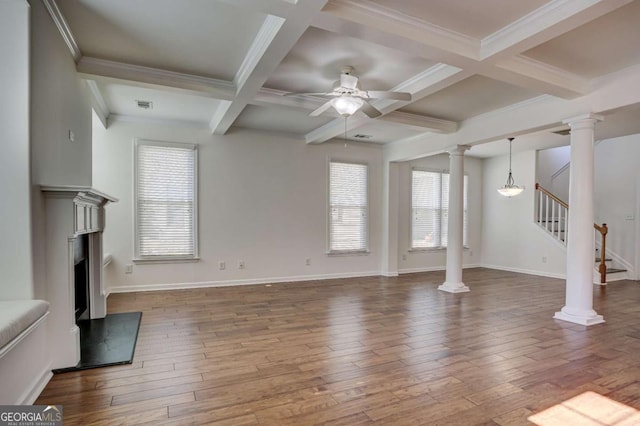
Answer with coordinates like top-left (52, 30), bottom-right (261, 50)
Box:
top-left (42, 0), bottom-right (81, 62)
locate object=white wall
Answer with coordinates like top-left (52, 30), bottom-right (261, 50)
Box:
top-left (537, 145), bottom-right (570, 201)
top-left (397, 153), bottom-right (483, 273)
top-left (0, 0), bottom-right (33, 299)
top-left (93, 119), bottom-right (385, 292)
top-left (29, 0), bottom-right (94, 299)
top-left (594, 134), bottom-right (640, 277)
top-left (481, 150), bottom-right (567, 277)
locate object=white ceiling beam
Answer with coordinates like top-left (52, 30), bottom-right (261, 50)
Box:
top-left (76, 57), bottom-right (236, 100)
top-left (488, 55), bottom-right (590, 98)
top-left (215, 0), bottom-right (298, 18)
top-left (209, 14), bottom-right (285, 134)
top-left (252, 88), bottom-right (332, 111)
top-left (315, 0), bottom-right (631, 103)
top-left (321, 0), bottom-right (479, 61)
top-left (480, 0), bottom-right (634, 60)
top-left (383, 111), bottom-right (457, 133)
top-left (208, 0), bottom-right (329, 135)
top-left (86, 80), bottom-right (109, 128)
top-left (385, 63), bottom-right (640, 162)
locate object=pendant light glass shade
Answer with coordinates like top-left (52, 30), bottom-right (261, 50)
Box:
top-left (331, 95), bottom-right (363, 116)
top-left (497, 137), bottom-right (524, 197)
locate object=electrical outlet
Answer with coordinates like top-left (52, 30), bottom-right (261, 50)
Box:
top-left (218, 261), bottom-right (225, 270)
top-left (542, 256), bottom-right (547, 263)
top-left (305, 258), bottom-right (311, 266)
top-left (125, 264), bottom-right (133, 274)
top-left (238, 260), bottom-right (245, 269)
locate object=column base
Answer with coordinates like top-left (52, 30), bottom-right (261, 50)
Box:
top-left (438, 282), bottom-right (470, 293)
top-left (554, 307), bottom-right (605, 326)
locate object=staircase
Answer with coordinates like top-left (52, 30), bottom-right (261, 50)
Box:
top-left (534, 183), bottom-right (627, 284)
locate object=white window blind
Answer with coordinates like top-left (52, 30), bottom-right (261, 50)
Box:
top-left (329, 161), bottom-right (368, 252)
top-left (411, 170), bottom-right (468, 249)
top-left (135, 141), bottom-right (197, 259)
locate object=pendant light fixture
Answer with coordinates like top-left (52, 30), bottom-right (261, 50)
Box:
top-left (497, 137), bottom-right (524, 197)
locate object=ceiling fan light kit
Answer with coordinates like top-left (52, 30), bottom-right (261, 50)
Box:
top-left (285, 66), bottom-right (412, 118)
top-left (331, 96), bottom-right (364, 116)
top-left (497, 137), bottom-right (525, 197)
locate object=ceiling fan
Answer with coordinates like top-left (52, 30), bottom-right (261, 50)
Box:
top-left (284, 66), bottom-right (412, 118)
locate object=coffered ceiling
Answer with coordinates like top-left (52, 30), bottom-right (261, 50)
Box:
top-left (44, 0), bottom-right (640, 157)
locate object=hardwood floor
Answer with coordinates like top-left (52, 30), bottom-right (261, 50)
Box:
top-left (36, 268), bottom-right (640, 425)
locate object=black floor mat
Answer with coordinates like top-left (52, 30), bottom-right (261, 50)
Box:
top-left (53, 312), bottom-right (142, 373)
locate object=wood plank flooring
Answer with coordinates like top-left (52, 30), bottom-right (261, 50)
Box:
top-left (36, 268), bottom-right (640, 425)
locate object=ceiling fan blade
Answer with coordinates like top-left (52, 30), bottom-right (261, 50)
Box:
top-left (283, 92), bottom-right (333, 97)
top-left (309, 100), bottom-right (334, 117)
top-left (366, 91), bottom-right (412, 101)
top-left (360, 101), bottom-right (382, 118)
top-left (340, 73), bottom-right (359, 90)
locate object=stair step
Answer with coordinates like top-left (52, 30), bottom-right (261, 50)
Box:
top-left (595, 258), bottom-right (612, 262)
top-left (607, 268), bottom-right (627, 274)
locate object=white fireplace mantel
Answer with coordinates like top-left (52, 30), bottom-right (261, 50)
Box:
top-left (41, 186), bottom-right (117, 369)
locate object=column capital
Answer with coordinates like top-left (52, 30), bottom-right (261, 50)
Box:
top-left (562, 113), bottom-right (604, 127)
top-left (445, 145), bottom-right (471, 156)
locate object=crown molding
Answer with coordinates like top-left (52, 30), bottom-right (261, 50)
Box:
top-left (215, 0), bottom-right (296, 17)
top-left (393, 63), bottom-right (464, 96)
top-left (77, 57), bottom-right (236, 100)
top-left (465, 95), bottom-right (556, 125)
top-left (234, 14), bottom-right (285, 91)
top-left (108, 113), bottom-right (208, 129)
top-left (496, 55), bottom-right (590, 96)
top-left (86, 80), bottom-right (109, 128)
top-left (384, 111), bottom-right (457, 134)
top-left (481, 0), bottom-right (634, 59)
top-left (324, 0), bottom-right (479, 60)
top-left (42, 0), bottom-right (81, 62)
top-left (253, 88), bottom-right (334, 111)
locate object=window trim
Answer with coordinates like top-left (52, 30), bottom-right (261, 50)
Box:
top-left (133, 138), bottom-right (199, 262)
top-left (327, 158), bottom-right (370, 255)
top-left (409, 167), bottom-right (469, 251)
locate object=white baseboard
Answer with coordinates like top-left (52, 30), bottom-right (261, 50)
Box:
top-left (481, 264), bottom-right (566, 279)
top-left (107, 270), bottom-right (382, 294)
top-left (19, 366), bottom-right (52, 405)
top-left (398, 263), bottom-right (482, 275)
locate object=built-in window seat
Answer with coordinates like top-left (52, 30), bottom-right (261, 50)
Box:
top-left (0, 300), bottom-right (51, 404)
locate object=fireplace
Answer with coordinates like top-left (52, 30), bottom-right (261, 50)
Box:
top-left (73, 234), bottom-right (89, 321)
top-left (42, 186), bottom-right (117, 369)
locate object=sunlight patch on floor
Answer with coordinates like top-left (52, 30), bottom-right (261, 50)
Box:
top-left (528, 391), bottom-right (640, 425)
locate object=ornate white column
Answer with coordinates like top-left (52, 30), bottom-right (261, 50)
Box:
top-left (439, 145), bottom-right (470, 293)
top-left (554, 113), bottom-right (604, 326)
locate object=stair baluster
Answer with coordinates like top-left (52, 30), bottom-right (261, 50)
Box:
top-left (535, 183), bottom-right (609, 284)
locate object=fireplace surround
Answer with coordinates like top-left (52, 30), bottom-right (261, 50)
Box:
top-left (41, 186), bottom-right (117, 369)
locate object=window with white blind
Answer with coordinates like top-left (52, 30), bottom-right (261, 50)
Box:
top-left (411, 169), bottom-right (468, 249)
top-left (135, 140), bottom-right (197, 261)
top-left (328, 160), bottom-right (368, 253)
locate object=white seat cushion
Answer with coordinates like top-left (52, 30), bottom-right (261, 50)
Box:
top-left (0, 300), bottom-right (49, 349)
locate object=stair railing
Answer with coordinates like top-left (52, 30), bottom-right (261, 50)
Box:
top-left (535, 183), bottom-right (608, 284)
top-left (594, 223), bottom-right (608, 284)
top-left (535, 183), bottom-right (568, 242)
